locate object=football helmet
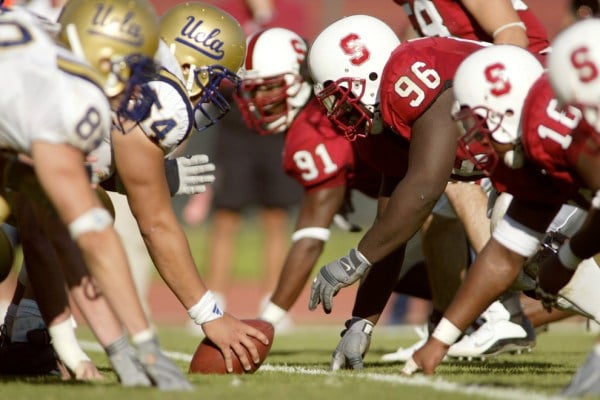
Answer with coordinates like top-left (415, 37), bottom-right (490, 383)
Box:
top-left (548, 18), bottom-right (600, 133)
top-left (234, 27), bottom-right (311, 135)
top-left (453, 45), bottom-right (544, 173)
top-left (159, 2), bottom-right (246, 131)
top-left (308, 15), bottom-right (400, 140)
top-left (57, 0), bottom-right (160, 99)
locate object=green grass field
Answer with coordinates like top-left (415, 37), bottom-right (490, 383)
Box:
top-left (0, 323), bottom-right (597, 400)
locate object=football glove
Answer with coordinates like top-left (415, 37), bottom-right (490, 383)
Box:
top-left (331, 317), bottom-right (373, 371)
top-left (164, 154), bottom-right (215, 196)
top-left (308, 248), bottom-right (372, 314)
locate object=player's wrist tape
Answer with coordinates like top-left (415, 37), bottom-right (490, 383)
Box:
top-left (492, 21), bottom-right (526, 38)
top-left (431, 317), bottom-right (462, 346)
top-left (291, 227), bottom-right (330, 242)
top-left (48, 318), bottom-right (91, 372)
top-left (187, 290), bottom-right (224, 325)
top-left (260, 301), bottom-right (287, 325)
top-left (68, 207), bottom-right (113, 239)
top-left (558, 242), bottom-right (582, 270)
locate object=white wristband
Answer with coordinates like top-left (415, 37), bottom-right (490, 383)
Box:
top-left (492, 21), bottom-right (526, 38)
top-left (187, 290), bottom-right (224, 325)
top-left (48, 318), bottom-right (91, 372)
top-left (431, 317), bottom-right (462, 346)
top-left (68, 207), bottom-right (113, 239)
top-left (558, 242), bottom-right (582, 270)
top-left (291, 227), bottom-right (330, 242)
top-left (260, 301), bottom-right (287, 325)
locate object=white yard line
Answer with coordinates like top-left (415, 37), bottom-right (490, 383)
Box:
top-left (80, 340), bottom-right (561, 400)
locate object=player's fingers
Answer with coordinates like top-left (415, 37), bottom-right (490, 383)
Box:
top-left (243, 325), bottom-right (269, 346)
top-left (330, 350), bottom-right (344, 371)
top-left (401, 357), bottom-right (421, 376)
top-left (308, 278), bottom-right (321, 310)
top-left (322, 287), bottom-right (333, 314)
top-left (221, 347), bottom-right (234, 373)
top-left (231, 342), bottom-right (252, 371)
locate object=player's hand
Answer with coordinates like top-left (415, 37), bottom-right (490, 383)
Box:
top-left (135, 335), bottom-right (193, 391)
top-left (331, 318), bottom-right (373, 371)
top-left (165, 154), bottom-right (216, 196)
top-left (308, 249), bottom-right (372, 314)
top-left (402, 338), bottom-right (449, 376)
top-left (74, 360), bottom-right (104, 381)
top-left (202, 313), bottom-right (270, 373)
top-left (536, 250), bottom-right (577, 312)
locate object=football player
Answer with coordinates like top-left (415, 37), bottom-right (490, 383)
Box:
top-left (404, 41), bottom-right (600, 379)
top-left (386, 0), bottom-right (554, 362)
top-left (305, 15), bottom-right (510, 362)
top-left (234, 27), bottom-right (472, 349)
top-left (0, 0), bottom-right (192, 389)
top-left (542, 18), bottom-right (600, 397)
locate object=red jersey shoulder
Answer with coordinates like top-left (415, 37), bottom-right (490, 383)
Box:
top-left (397, 0), bottom-right (549, 54)
top-left (380, 37), bottom-right (484, 140)
top-left (283, 97), bottom-right (355, 192)
top-left (521, 74), bottom-right (583, 182)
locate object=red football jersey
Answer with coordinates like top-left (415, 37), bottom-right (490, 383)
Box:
top-left (380, 36), bottom-right (484, 141)
top-left (491, 74), bottom-right (589, 208)
top-left (397, 0), bottom-right (549, 54)
top-left (283, 97), bottom-right (381, 197)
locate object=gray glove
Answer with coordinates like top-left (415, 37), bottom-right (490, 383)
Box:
top-left (165, 154), bottom-right (215, 196)
top-left (106, 335), bottom-right (151, 387)
top-left (308, 248), bottom-right (372, 314)
top-left (135, 336), bottom-right (193, 391)
top-left (331, 317), bottom-right (373, 371)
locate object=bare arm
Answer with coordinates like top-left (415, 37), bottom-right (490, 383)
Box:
top-left (357, 89), bottom-right (458, 263)
top-left (270, 186), bottom-right (346, 310)
top-left (31, 141), bottom-right (150, 337)
top-left (461, 0), bottom-right (529, 47)
top-left (112, 125), bottom-right (268, 372)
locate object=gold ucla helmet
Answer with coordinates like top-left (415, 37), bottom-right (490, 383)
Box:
top-left (160, 2), bottom-right (246, 130)
top-left (58, 0), bottom-right (160, 98)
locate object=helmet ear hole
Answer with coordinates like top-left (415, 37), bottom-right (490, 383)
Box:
top-left (368, 72), bottom-right (378, 81)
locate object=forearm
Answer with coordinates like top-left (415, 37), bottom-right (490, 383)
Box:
top-left (445, 181), bottom-right (491, 253)
top-left (140, 215), bottom-right (208, 308)
top-left (358, 179), bottom-right (440, 263)
top-left (76, 230), bottom-right (150, 336)
top-left (270, 239), bottom-right (324, 310)
top-left (461, 0), bottom-right (528, 47)
top-left (444, 239), bottom-right (525, 331)
top-left (351, 246), bottom-right (406, 323)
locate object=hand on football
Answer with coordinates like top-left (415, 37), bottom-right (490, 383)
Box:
top-left (201, 313), bottom-right (270, 373)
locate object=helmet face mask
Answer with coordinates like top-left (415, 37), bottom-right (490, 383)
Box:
top-left (453, 105), bottom-right (502, 175)
top-left (314, 77), bottom-right (373, 140)
top-left (159, 2), bottom-right (247, 131)
top-left (235, 73), bottom-right (304, 135)
top-left (192, 64), bottom-right (241, 132)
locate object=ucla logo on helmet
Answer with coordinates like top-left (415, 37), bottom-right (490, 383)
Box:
top-left (177, 16), bottom-right (226, 61)
top-left (89, 3), bottom-right (145, 47)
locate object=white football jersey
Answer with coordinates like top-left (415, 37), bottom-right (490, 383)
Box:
top-left (0, 7), bottom-right (111, 156)
top-left (138, 40), bottom-right (194, 156)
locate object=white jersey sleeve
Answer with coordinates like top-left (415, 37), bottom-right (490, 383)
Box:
top-left (137, 68), bottom-right (194, 156)
top-left (0, 8), bottom-right (111, 156)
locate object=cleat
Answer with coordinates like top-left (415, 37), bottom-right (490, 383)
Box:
top-left (561, 349), bottom-right (600, 397)
top-left (447, 301), bottom-right (536, 360)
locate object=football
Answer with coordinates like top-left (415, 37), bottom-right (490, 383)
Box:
top-left (189, 319), bottom-right (274, 374)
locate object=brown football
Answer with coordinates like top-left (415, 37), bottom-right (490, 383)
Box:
top-left (189, 319), bottom-right (274, 374)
